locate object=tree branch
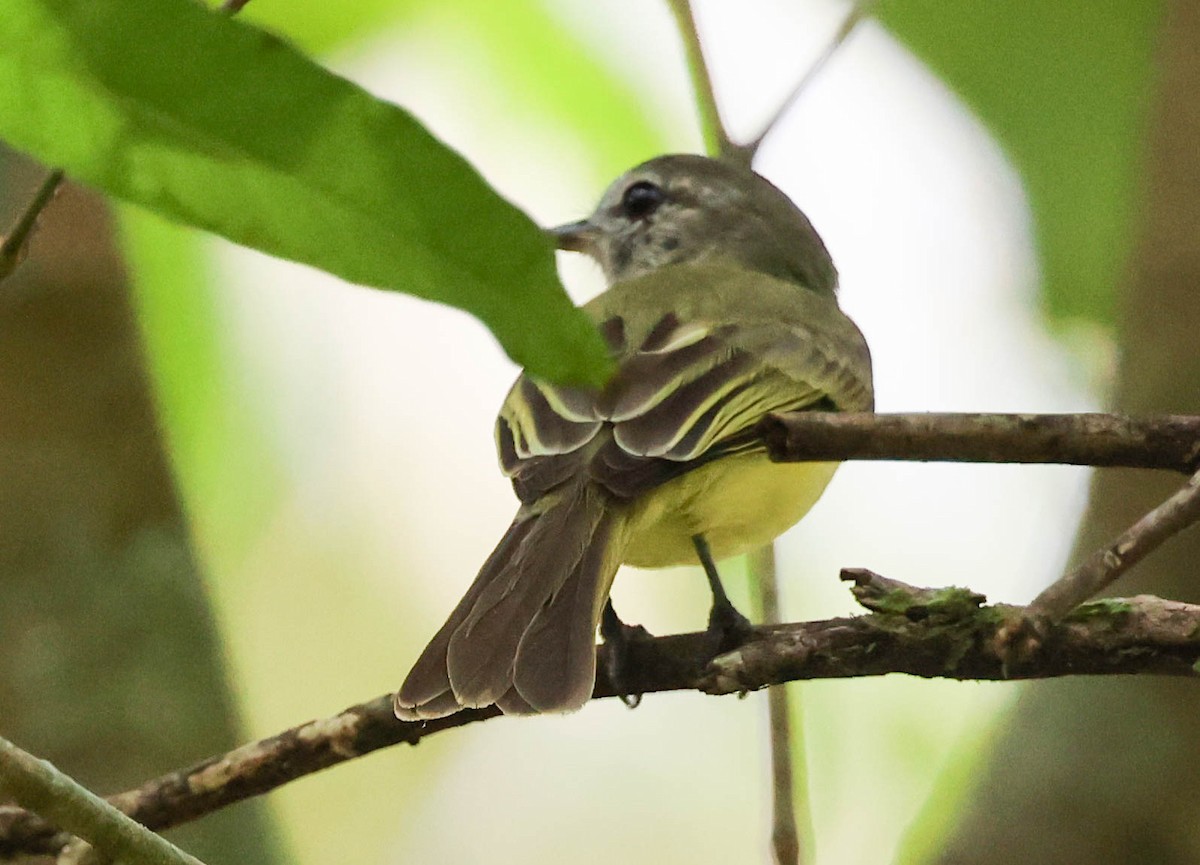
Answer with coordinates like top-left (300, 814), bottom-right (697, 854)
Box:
top-left (760, 412), bottom-right (1200, 474)
top-left (4, 570), bottom-right (1200, 859)
top-left (1032, 467), bottom-right (1200, 619)
top-left (0, 703), bottom-right (500, 859)
top-left (0, 736), bottom-right (206, 865)
top-left (995, 466), bottom-right (1200, 657)
top-left (0, 169), bottom-right (64, 283)
top-left (1027, 468), bottom-right (1200, 620)
top-left (2, 411), bottom-right (1196, 857)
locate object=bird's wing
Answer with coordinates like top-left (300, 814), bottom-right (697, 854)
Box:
top-left (495, 299), bottom-right (871, 504)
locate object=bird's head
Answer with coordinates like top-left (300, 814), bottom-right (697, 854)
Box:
top-left (548, 154), bottom-right (836, 295)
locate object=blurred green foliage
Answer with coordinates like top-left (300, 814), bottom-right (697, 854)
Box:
top-left (120, 211), bottom-right (282, 556)
top-left (878, 0), bottom-right (1164, 330)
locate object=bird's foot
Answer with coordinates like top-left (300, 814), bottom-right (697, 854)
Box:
top-left (705, 592), bottom-right (754, 655)
top-left (692, 533), bottom-right (755, 654)
top-left (600, 600), bottom-right (653, 708)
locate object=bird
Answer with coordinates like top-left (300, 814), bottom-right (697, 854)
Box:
top-left (394, 153), bottom-right (873, 720)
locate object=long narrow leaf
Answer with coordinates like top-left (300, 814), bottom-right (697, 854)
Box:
top-left (0, 0), bottom-right (611, 384)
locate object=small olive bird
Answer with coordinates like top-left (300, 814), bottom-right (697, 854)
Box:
top-left (394, 154), bottom-right (872, 720)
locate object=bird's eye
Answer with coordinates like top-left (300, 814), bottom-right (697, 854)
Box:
top-left (620, 181), bottom-right (666, 219)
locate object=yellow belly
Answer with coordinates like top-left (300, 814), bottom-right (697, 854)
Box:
top-left (621, 454), bottom-right (839, 568)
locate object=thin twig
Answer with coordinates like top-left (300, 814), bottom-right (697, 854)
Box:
top-left (665, 0), bottom-right (739, 160)
top-left (759, 412), bottom-right (1200, 474)
top-left (1028, 469), bottom-right (1200, 620)
top-left (218, 0), bottom-right (252, 13)
top-left (5, 574), bottom-right (1200, 859)
top-left (0, 736), bottom-right (205, 865)
top-left (0, 169), bottom-right (65, 282)
top-left (749, 545), bottom-right (806, 865)
top-left (735, 0), bottom-right (877, 163)
top-left (671, 2), bottom-right (831, 853)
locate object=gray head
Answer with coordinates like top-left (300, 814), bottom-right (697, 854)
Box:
top-left (549, 154), bottom-right (836, 295)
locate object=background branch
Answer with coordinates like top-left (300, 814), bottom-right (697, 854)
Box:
top-left (760, 412), bottom-right (1200, 473)
top-left (666, 0), bottom-right (876, 168)
top-left (0, 168), bottom-right (63, 282)
top-left (3, 570), bottom-right (1200, 860)
top-left (748, 544), bottom-right (807, 865)
top-left (736, 0), bottom-right (876, 163)
top-left (1018, 467), bottom-right (1200, 626)
top-left (0, 736), bottom-right (206, 865)
top-left (665, 0), bottom-right (737, 159)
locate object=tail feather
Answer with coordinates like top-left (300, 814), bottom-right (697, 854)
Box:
top-left (494, 687), bottom-right (535, 715)
top-left (395, 483), bottom-right (625, 720)
top-left (511, 508), bottom-right (623, 712)
top-left (394, 516), bottom-right (536, 718)
top-left (446, 489), bottom-right (597, 706)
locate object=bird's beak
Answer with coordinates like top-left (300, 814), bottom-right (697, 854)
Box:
top-left (546, 219), bottom-right (601, 255)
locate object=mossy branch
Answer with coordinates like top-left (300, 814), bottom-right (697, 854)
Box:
top-left (3, 570), bottom-right (1200, 860)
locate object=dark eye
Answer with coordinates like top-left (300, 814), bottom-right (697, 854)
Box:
top-left (620, 181), bottom-right (666, 219)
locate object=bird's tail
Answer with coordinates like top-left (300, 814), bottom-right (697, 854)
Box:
top-left (395, 482), bottom-right (627, 720)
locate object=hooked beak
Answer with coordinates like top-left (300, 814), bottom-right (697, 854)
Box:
top-left (545, 219), bottom-right (601, 255)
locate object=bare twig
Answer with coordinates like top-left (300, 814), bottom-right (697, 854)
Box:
top-left (665, 0), bottom-right (739, 160)
top-left (0, 702), bottom-right (498, 858)
top-left (0, 736), bottom-right (205, 865)
top-left (735, 0), bottom-right (877, 163)
top-left (0, 169), bottom-right (65, 282)
top-left (666, 0), bottom-right (874, 168)
top-left (760, 412), bottom-right (1200, 474)
top-left (218, 0), bottom-right (252, 13)
top-left (4, 572), bottom-right (1200, 859)
top-left (999, 468), bottom-right (1200, 650)
top-left (749, 545), bottom-right (807, 865)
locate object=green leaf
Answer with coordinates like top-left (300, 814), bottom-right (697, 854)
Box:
top-left (0, 0), bottom-right (611, 385)
top-left (226, 0), bottom-right (670, 175)
top-left (220, 0), bottom-right (424, 55)
top-left (877, 1), bottom-right (1164, 329)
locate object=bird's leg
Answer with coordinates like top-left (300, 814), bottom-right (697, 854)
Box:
top-left (600, 599), bottom-right (652, 709)
top-left (692, 533), bottom-right (754, 651)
